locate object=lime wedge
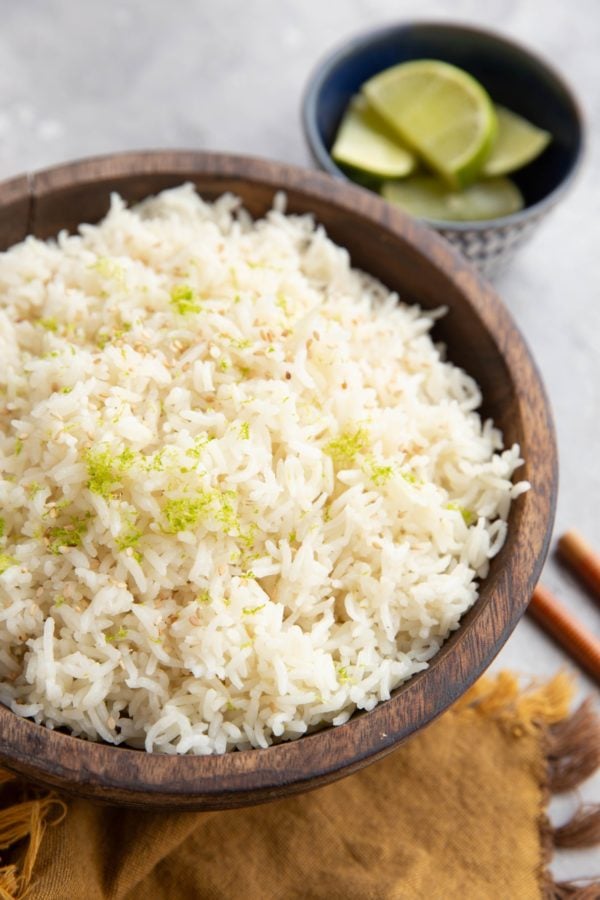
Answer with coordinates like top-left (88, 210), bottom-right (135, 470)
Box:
top-left (381, 175), bottom-right (524, 222)
top-left (331, 95), bottom-right (416, 178)
top-left (483, 105), bottom-right (551, 176)
top-left (363, 60), bottom-right (497, 188)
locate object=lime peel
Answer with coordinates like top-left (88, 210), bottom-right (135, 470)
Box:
top-left (363, 59), bottom-right (498, 188)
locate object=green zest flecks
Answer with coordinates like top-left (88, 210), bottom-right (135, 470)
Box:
top-left (401, 471), bottom-right (419, 485)
top-left (163, 493), bottom-right (215, 533)
top-left (239, 422), bottom-right (250, 440)
top-left (90, 257), bottom-right (125, 282)
top-left (238, 524), bottom-right (257, 548)
top-left (170, 284), bottom-right (201, 315)
top-left (85, 445), bottom-right (136, 499)
top-left (96, 321), bottom-right (132, 349)
top-left (14, 438), bottom-right (23, 457)
top-left (337, 665), bottom-right (350, 684)
top-left (276, 293), bottom-right (289, 314)
top-left (115, 527), bottom-right (143, 553)
top-left (242, 603), bottom-right (265, 616)
top-left (0, 518), bottom-right (4, 538)
top-left (325, 427), bottom-right (370, 464)
top-left (445, 503), bottom-right (475, 525)
top-left (38, 317), bottom-right (58, 332)
top-left (185, 434), bottom-right (212, 460)
top-left (85, 447), bottom-right (119, 497)
top-left (229, 337), bottom-right (252, 350)
top-left (46, 517), bottom-right (89, 554)
top-left (0, 554), bottom-right (17, 575)
top-left (105, 626), bottom-right (128, 644)
top-left (163, 489), bottom-right (241, 535)
top-left (196, 590), bottom-right (211, 605)
top-left (367, 460), bottom-right (394, 486)
top-left (118, 448), bottom-right (137, 468)
top-left (213, 491), bottom-right (239, 532)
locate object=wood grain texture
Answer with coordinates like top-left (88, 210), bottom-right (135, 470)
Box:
top-left (0, 151), bottom-right (558, 809)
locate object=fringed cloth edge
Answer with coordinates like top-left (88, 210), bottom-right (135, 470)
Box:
top-left (0, 786), bottom-right (65, 900)
top-left (454, 671), bottom-right (600, 898)
top-left (0, 672), bottom-right (598, 899)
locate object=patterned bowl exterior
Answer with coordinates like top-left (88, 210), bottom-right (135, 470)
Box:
top-left (433, 207), bottom-right (549, 280)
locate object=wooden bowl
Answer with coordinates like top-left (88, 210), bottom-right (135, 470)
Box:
top-left (0, 151), bottom-right (557, 809)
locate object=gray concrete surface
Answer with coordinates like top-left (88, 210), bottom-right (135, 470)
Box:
top-left (0, 0), bottom-right (598, 887)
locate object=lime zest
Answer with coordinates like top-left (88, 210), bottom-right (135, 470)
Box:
top-left (38, 317), bottom-right (58, 332)
top-left (89, 256), bottom-right (125, 283)
top-left (401, 471), bottom-right (419, 485)
top-left (163, 494), bottom-right (214, 532)
top-left (170, 284), bottom-right (201, 315)
top-left (185, 435), bottom-right (212, 460)
top-left (337, 665), bottom-right (350, 684)
top-left (242, 603), bottom-right (265, 616)
top-left (366, 459), bottom-right (394, 486)
top-left (85, 445), bottom-right (136, 498)
top-left (0, 553), bottom-right (17, 575)
top-left (445, 502), bottom-right (475, 525)
top-left (115, 527), bottom-right (143, 552)
top-left (46, 516), bottom-right (89, 554)
top-left (326, 427), bottom-right (370, 464)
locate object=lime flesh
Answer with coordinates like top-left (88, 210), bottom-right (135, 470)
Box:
top-left (363, 60), bottom-right (497, 189)
top-left (331, 95), bottom-right (416, 178)
top-left (381, 174), bottom-right (524, 222)
top-left (483, 105), bottom-right (551, 176)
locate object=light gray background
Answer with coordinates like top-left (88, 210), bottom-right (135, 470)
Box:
top-left (0, 0), bottom-right (598, 887)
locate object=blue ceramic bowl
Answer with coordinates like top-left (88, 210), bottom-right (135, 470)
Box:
top-left (302, 22), bottom-right (584, 277)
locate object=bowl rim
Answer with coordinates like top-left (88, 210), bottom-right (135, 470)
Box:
top-left (301, 19), bottom-right (586, 230)
top-left (0, 149), bottom-right (558, 809)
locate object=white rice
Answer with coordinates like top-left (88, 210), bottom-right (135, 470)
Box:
top-left (0, 185), bottom-right (528, 754)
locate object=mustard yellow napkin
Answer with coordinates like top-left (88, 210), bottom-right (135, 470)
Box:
top-left (1, 672), bottom-right (599, 900)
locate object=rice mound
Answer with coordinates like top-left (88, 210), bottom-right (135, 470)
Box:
top-left (0, 185), bottom-right (528, 754)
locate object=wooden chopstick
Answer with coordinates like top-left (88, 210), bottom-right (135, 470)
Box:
top-left (557, 529), bottom-right (600, 606)
top-left (527, 584), bottom-right (600, 685)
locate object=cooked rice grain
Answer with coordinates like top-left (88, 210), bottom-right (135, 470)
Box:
top-left (0, 185), bottom-right (528, 753)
